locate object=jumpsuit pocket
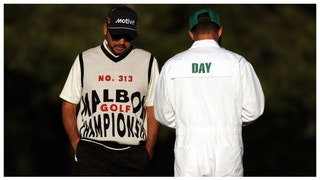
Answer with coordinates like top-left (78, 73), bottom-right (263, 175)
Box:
top-left (135, 145), bottom-right (151, 162)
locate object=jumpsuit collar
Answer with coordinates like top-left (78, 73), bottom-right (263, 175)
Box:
top-left (190, 39), bottom-right (220, 49)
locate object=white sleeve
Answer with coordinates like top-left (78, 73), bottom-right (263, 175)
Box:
top-left (240, 58), bottom-right (265, 125)
top-left (145, 57), bottom-right (159, 107)
top-left (59, 56), bottom-right (82, 104)
top-left (154, 65), bottom-right (176, 128)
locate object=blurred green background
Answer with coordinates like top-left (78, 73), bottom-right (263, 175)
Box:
top-left (4, 4), bottom-right (316, 176)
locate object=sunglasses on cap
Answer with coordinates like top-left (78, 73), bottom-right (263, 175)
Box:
top-left (110, 34), bottom-right (135, 42)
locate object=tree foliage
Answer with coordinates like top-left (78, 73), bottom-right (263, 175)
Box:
top-left (4, 4), bottom-right (316, 176)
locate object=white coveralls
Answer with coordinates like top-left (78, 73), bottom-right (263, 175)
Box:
top-left (154, 40), bottom-right (264, 176)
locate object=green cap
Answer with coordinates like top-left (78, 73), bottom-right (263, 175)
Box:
top-left (189, 8), bottom-right (221, 30)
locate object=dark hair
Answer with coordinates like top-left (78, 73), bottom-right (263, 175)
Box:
top-left (191, 12), bottom-right (222, 45)
top-left (191, 12), bottom-right (220, 34)
top-left (191, 22), bottom-right (220, 34)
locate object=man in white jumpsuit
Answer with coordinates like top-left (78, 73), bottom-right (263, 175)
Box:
top-left (154, 8), bottom-right (265, 176)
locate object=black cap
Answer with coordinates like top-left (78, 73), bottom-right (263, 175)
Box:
top-left (107, 6), bottom-right (138, 36)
